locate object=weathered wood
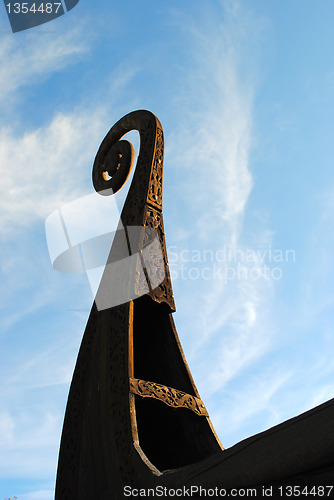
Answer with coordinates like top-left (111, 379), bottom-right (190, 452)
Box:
top-left (55, 111), bottom-right (334, 499)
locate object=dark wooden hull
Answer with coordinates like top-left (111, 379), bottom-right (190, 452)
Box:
top-left (55, 295), bottom-right (334, 497)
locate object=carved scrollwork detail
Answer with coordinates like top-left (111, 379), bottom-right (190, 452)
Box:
top-left (147, 126), bottom-right (163, 208)
top-left (143, 206), bottom-right (175, 309)
top-left (130, 378), bottom-right (209, 417)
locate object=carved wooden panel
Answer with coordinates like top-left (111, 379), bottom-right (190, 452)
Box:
top-left (130, 378), bottom-right (209, 417)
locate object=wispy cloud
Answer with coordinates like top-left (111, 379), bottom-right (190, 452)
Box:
top-left (0, 23), bottom-right (91, 108)
top-left (166, 0), bottom-right (274, 386)
top-left (0, 110), bottom-right (106, 237)
top-left (155, 2), bottom-right (288, 449)
top-left (0, 406), bottom-right (60, 478)
top-left (210, 365), bottom-right (293, 447)
top-left (0, 17), bottom-right (108, 239)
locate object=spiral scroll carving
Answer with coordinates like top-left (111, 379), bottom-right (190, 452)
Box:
top-left (92, 110), bottom-right (161, 206)
top-left (94, 139), bottom-right (135, 195)
top-left (92, 110), bottom-right (175, 311)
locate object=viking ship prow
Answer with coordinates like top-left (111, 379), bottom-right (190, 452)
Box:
top-left (55, 111), bottom-right (334, 499)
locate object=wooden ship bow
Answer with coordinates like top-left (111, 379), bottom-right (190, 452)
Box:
top-left (55, 110), bottom-right (334, 499)
top-left (55, 110), bottom-right (223, 499)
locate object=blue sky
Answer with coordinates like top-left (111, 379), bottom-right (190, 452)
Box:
top-left (1, 1), bottom-right (334, 498)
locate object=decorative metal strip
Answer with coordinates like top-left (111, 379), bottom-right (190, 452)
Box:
top-left (130, 378), bottom-right (208, 417)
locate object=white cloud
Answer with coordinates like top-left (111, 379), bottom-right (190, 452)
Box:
top-left (0, 407), bottom-right (60, 478)
top-left (210, 366), bottom-right (293, 446)
top-left (0, 110), bottom-right (107, 237)
top-left (0, 24), bottom-right (91, 107)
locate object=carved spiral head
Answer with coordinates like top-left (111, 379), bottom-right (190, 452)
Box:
top-left (93, 139), bottom-right (135, 196)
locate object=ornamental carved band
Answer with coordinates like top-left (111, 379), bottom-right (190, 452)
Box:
top-left (130, 378), bottom-right (209, 417)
